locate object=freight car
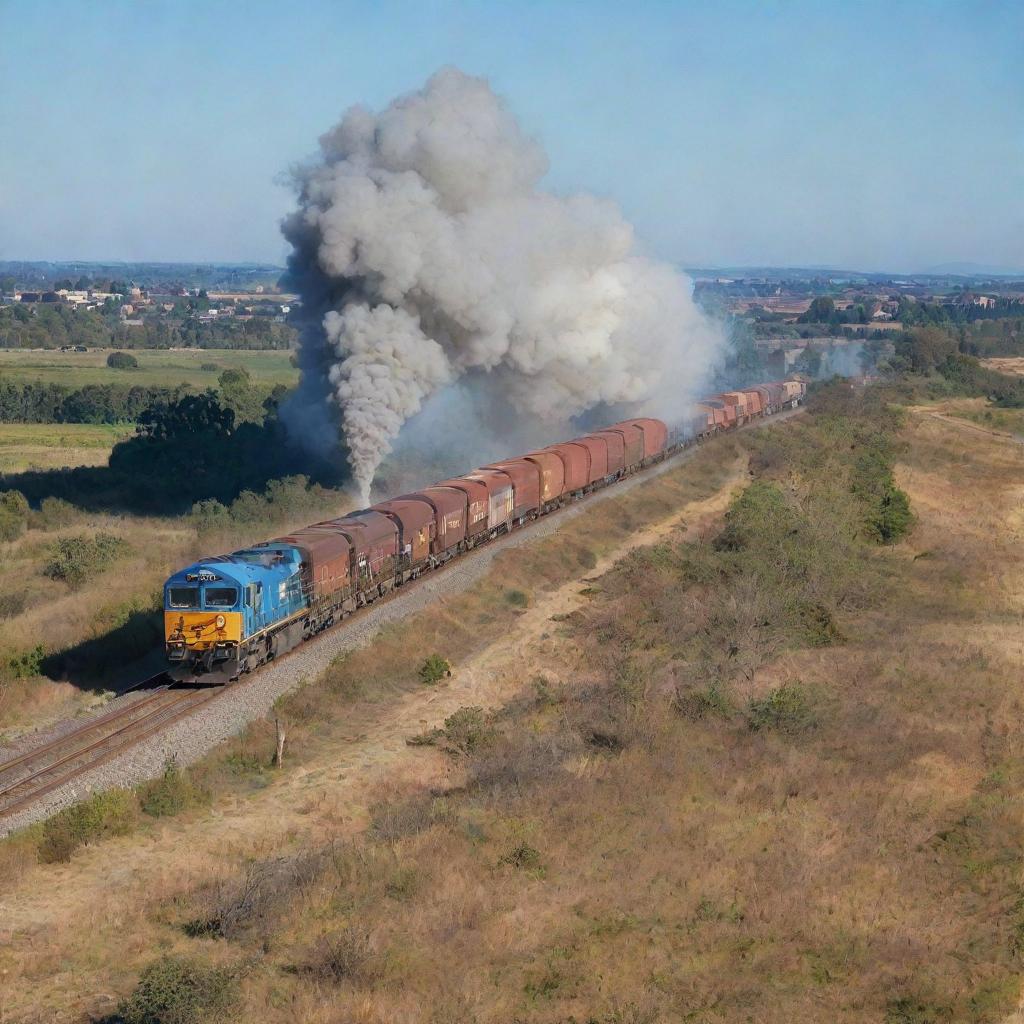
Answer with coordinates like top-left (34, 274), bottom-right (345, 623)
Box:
top-left (163, 378), bottom-right (806, 682)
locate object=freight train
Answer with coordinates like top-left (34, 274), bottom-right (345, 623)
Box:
top-left (163, 379), bottom-right (806, 683)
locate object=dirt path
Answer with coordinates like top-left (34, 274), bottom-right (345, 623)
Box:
top-left (0, 457), bottom-right (748, 948)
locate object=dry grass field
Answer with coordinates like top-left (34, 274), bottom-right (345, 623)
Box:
top-left (1, 400), bottom-right (1023, 1023)
top-left (0, 347), bottom-right (297, 389)
top-left (0, 423), bottom-right (135, 473)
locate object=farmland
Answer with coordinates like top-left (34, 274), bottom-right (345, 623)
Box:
top-left (0, 347), bottom-right (297, 390)
top-left (0, 422), bottom-right (135, 473)
top-left (3, 386), bottom-right (1023, 1022)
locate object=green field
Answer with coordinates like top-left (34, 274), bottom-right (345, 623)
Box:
top-left (0, 422), bottom-right (135, 473)
top-left (0, 347), bottom-right (298, 390)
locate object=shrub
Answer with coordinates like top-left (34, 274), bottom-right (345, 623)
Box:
top-left (200, 362), bottom-right (220, 372)
top-left (418, 653), bottom-right (451, 685)
top-left (500, 841), bottom-right (543, 871)
top-left (44, 532), bottom-right (127, 586)
top-left (7, 644), bottom-right (44, 678)
top-left (865, 482), bottom-right (914, 544)
top-left (300, 926), bottom-right (380, 985)
top-left (138, 761), bottom-right (209, 818)
top-left (439, 706), bottom-right (496, 756)
top-left (116, 955), bottom-right (237, 1024)
top-left (106, 350), bottom-right (138, 369)
top-left (577, 546), bottom-right (598, 570)
top-left (0, 592), bottom-right (27, 620)
top-left (34, 496), bottom-right (78, 530)
top-left (0, 490), bottom-right (29, 542)
top-left (38, 789), bottom-right (138, 864)
top-left (369, 794), bottom-right (453, 842)
top-left (189, 498), bottom-right (230, 533)
top-left (747, 683), bottom-right (817, 735)
top-left (674, 683), bottom-right (734, 722)
top-left (505, 588), bottom-right (529, 608)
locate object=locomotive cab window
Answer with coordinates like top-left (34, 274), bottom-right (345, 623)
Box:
top-left (204, 587), bottom-right (239, 608)
top-left (168, 587), bottom-right (197, 609)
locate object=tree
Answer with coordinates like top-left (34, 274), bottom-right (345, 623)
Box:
top-left (799, 297), bottom-right (835, 323)
top-left (106, 351), bottom-right (138, 369)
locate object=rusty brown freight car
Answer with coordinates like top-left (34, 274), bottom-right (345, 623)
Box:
top-left (373, 498), bottom-right (435, 569)
top-left (573, 435), bottom-right (610, 484)
top-left (264, 529), bottom-right (351, 599)
top-left (545, 442), bottom-right (590, 493)
top-left (523, 450), bottom-right (565, 505)
top-left (720, 391), bottom-right (751, 425)
top-left (311, 511), bottom-right (399, 590)
top-left (605, 422), bottom-right (645, 469)
top-left (398, 487), bottom-right (467, 557)
top-left (484, 459), bottom-right (541, 519)
top-left (590, 430), bottom-right (626, 474)
top-left (434, 477), bottom-right (490, 542)
top-left (741, 388), bottom-right (764, 417)
top-left (612, 418), bottom-right (668, 459)
top-left (455, 470), bottom-right (514, 533)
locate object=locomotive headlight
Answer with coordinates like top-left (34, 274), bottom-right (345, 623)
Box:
top-left (215, 614), bottom-right (226, 629)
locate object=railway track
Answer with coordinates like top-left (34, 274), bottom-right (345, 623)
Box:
top-left (0, 407), bottom-right (805, 827)
top-left (0, 676), bottom-right (223, 818)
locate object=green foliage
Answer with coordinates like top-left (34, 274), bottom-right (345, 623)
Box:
top-left (0, 489), bottom-right (29, 541)
top-left (439, 706), bottom-right (497, 756)
top-left (38, 789), bottom-right (138, 864)
top-left (674, 683), bottom-right (734, 722)
top-left (189, 498), bottom-right (230, 533)
top-left (199, 362), bottom-right (220, 372)
top-left (747, 683), bottom-right (817, 735)
top-left (500, 841), bottom-right (543, 871)
top-left (34, 496), bottom-right (79, 530)
top-left (7, 644), bottom-right (44, 678)
top-left (884, 996), bottom-right (954, 1024)
top-left (115, 955), bottom-right (238, 1024)
top-left (798, 296), bottom-right (836, 324)
top-left (505, 588), bottom-right (529, 608)
top-left (138, 762), bottom-right (209, 818)
top-left (106, 350), bottom-right (138, 369)
top-left (418, 653), bottom-right (451, 685)
top-left (43, 531), bottom-right (128, 586)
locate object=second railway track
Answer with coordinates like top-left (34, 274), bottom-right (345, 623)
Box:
top-left (0, 678), bottom-right (223, 818)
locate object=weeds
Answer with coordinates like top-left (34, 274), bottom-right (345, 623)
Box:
top-left (418, 653), bottom-right (451, 685)
top-left (138, 761), bottom-right (209, 818)
top-left (43, 531), bottom-right (128, 587)
top-left (747, 683), bottom-right (818, 735)
top-left (37, 789), bottom-right (138, 864)
top-left (113, 955), bottom-right (237, 1024)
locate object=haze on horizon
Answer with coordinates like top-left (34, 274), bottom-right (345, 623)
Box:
top-left (0, 0), bottom-right (1020, 274)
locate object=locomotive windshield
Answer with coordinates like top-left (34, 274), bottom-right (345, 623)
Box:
top-left (204, 587), bottom-right (239, 608)
top-left (168, 586), bottom-right (197, 609)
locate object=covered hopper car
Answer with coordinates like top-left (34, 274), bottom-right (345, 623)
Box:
top-left (163, 378), bottom-right (806, 682)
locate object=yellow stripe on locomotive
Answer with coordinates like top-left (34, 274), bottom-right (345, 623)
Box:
top-left (164, 611), bottom-right (243, 649)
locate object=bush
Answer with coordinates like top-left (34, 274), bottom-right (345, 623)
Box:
top-left (44, 532), bottom-right (128, 586)
top-left (200, 362), bottom-right (220, 372)
top-left (138, 762), bottom-right (208, 818)
top-left (439, 706), bottom-right (496, 756)
top-left (418, 654), bottom-right (451, 685)
top-left (0, 592), bottom-right (27, 620)
top-left (500, 841), bottom-right (543, 871)
top-left (300, 927), bottom-right (380, 985)
top-left (116, 955), bottom-right (237, 1024)
top-left (38, 789), bottom-right (138, 864)
top-left (189, 498), bottom-right (230, 533)
top-left (106, 351), bottom-right (138, 369)
top-left (0, 489), bottom-right (29, 542)
top-left (7, 643), bottom-right (44, 678)
top-left (674, 683), bottom-right (733, 722)
top-left (747, 683), bottom-right (817, 735)
top-left (505, 589), bottom-right (529, 608)
top-left (34, 496), bottom-right (78, 530)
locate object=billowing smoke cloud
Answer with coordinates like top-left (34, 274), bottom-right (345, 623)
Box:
top-left (283, 67), bottom-right (725, 503)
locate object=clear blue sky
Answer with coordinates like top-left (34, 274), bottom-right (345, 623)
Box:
top-left (1, 0), bottom-right (1020, 272)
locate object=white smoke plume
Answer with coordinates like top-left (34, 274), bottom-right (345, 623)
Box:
top-left (283, 67), bottom-right (725, 503)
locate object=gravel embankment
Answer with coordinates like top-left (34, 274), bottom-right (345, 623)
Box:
top-left (0, 412), bottom-right (798, 836)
